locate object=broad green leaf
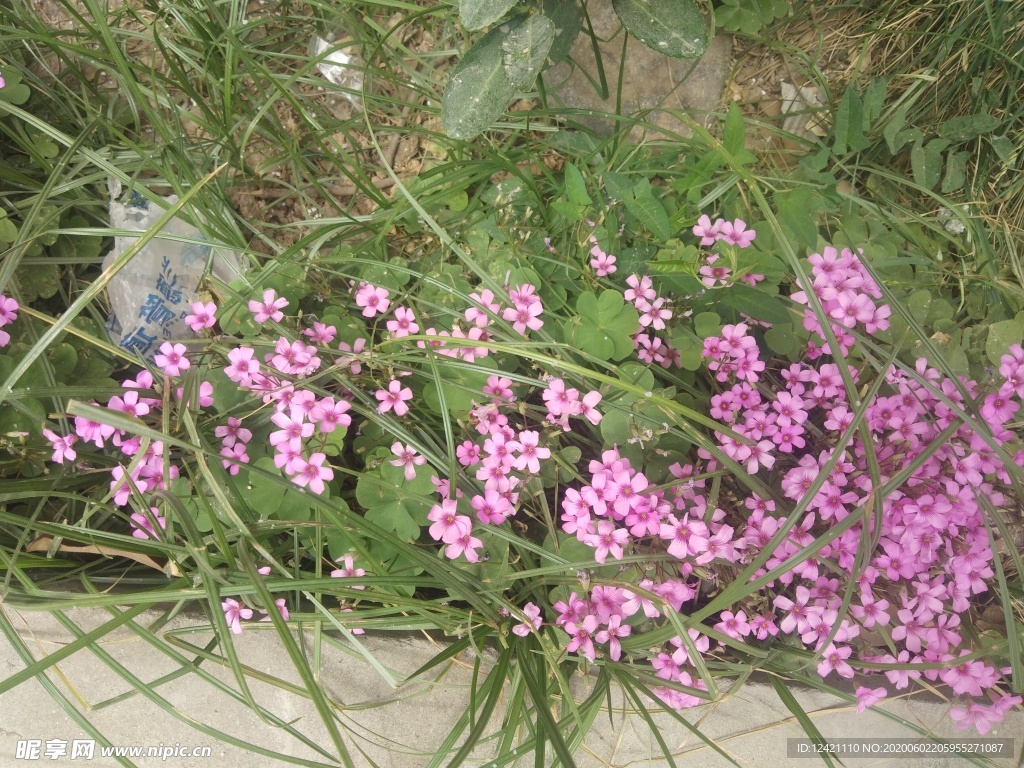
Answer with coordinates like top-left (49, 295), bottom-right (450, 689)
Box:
top-left (905, 290), bottom-right (932, 326)
top-left (989, 135), bottom-right (1015, 164)
top-left (862, 77), bottom-right (887, 126)
top-left (910, 139), bottom-right (948, 190)
top-left (986, 319), bottom-right (1024, 367)
top-left (941, 150), bottom-right (968, 194)
top-left (694, 311), bottom-right (721, 338)
top-left (764, 323), bottom-right (796, 355)
top-left (832, 85), bottom-right (870, 154)
top-left (625, 179), bottom-right (672, 240)
top-left (611, 0), bottom-right (707, 59)
top-left (0, 212), bottom-right (17, 245)
top-left (542, 0), bottom-right (584, 63)
top-left (459, 0), bottom-right (518, 30)
top-left (45, 343), bottom-right (78, 379)
top-left (0, 70), bottom-right (31, 106)
top-left (774, 188), bottom-right (818, 252)
top-left (442, 25), bottom-right (517, 139)
top-left (564, 162), bottom-right (592, 206)
top-left (564, 290), bottom-right (640, 361)
top-left (723, 101), bottom-right (745, 156)
top-left (937, 113), bottom-right (1001, 143)
top-left (718, 286), bottom-right (792, 326)
top-left (602, 171), bottom-right (632, 203)
top-left (231, 458), bottom-right (287, 516)
top-left (365, 501), bottom-right (420, 542)
top-left (501, 13), bottom-right (555, 90)
top-left (882, 106), bottom-right (908, 154)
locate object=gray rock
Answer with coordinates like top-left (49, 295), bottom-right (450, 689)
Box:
top-left (542, 0), bottom-right (732, 140)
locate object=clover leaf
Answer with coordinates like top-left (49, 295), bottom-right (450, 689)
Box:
top-left (563, 290), bottom-right (639, 361)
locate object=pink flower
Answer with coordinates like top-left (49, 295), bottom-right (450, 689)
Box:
top-left (387, 306), bottom-right (418, 337)
top-left (428, 500), bottom-right (472, 543)
top-left (720, 218), bottom-right (756, 247)
top-left (310, 397), bottom-right (352, 432)
top-left (714, 610), bottom-right (751, 640)
top-left (471, 489), bottom-right (512, 525)
top-left (355, 283), bottom-right (391, 317)
top-left (331, 555), bottom-right (365, 588)
top-left (590, 246), bottom-right (617, 276)
top-left (502, 301), bottom-right (544, 335)
top-left (375, 379), bottom-right (413, 416)
top-left (692, 215), bottom-right (723, 246)
top-left (154, 342), bottom-right (190, 377)
top-left (512, 430), bottom-right (550, 474)
top-left (222, 598), bottom-right (253, 635)
top-left (41, 429), bottom-right (77, 464)
top-left (855, 686), bottom-right (887, 713)
top-left (579, 391), bottom-right (603, 424)
top-left (0, 294), bottom-right (19, 326)
top-left (290, 452), bottom-right (334, 494)
top-left (215, 416), bottom-right (252, 448)
top-left (817, 643), bottom-right (854, 679)
top-left (586, 520), bottom-right (628, 564)
top-left (624, 275), bottom-right (656, 304)
top-left (336, 338), bottom-right (368, 374)
top-left (512, 603), bottom-right (542, 636)
top-left (565, 615), bottom-right (599, 661)
top-left (219, 442), bottom-right (250, 474)
top-left (130, 508), bottom-right (166, 540)
top-left (0, 293), bottom-right (19, 344)
top-left (184, 301), bottom-right (217, 332)
top-left (445, 531), bottom-right (483, 562)
top-left (259, 599), bottom-right (290, 622)
top-left (248, 289), bottom-right (288, 324)
top-left (595, 615), bottom-right (631, 661)
top-left (390, 442), bottom-right (426, 481)
top-left (225, 347), bottom-right (259, 385)
top-left (303, 321), bottom-right (337, 344)
top-left (175, 381), bottom-right (215, 409)
top-left (269, 408), bottom-right (313, 451)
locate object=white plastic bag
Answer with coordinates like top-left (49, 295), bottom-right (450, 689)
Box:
top-left (102, 179), bottom-right (245, 362)
top-left (312, 35), bottom-right (365, 111)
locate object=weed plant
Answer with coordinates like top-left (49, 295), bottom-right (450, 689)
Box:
top-left (0, 0), bottom-right (1022, 765)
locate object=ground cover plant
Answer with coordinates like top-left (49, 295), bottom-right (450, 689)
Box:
top-left (1, 0), bottom-right (1023, 765)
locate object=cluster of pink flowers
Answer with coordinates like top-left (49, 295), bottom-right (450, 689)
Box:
top-left (692, 215), bottom-right (756, 249)
top-left (702, 322), bottom-right (765, 384)
top-left (0, 293), bottom-right (18, 348)
top-left (622, 275), bottom-right (682, 368)
top-left (691, 216), bottom-right (764, 289)
top-left (790, 245), bottom-right (891, 358)
top-left (17, 212), bottom-right (1023, 735)
top-left (521, 298), bottom-right (1022, 729)
top-left (542, 377), bottom-right (603, 431)
top-left (217, 416), bottom-right (252, 475)
top-left (426, 373), bottom-right (604, 563)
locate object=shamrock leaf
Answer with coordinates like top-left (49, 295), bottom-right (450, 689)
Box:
top-left (563, 290), bottom-right (639, 361)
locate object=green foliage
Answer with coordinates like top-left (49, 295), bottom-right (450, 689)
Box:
top-left (459, 0), bottom-right (519, 30)
top-left (611, 0), bottom-right (708, 59)
top-left (563, 290), bottom-right (639, 361)
top-left (715, 0), bottom-right (791, 36)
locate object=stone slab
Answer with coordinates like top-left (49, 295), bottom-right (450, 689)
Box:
top-left (542, 0), bottom-right (732, 140)
top-left (1, 606), bottom-right (1021, 767)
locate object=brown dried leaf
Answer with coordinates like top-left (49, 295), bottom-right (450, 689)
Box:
top-left (26, 535), bottom-right (178, 576)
